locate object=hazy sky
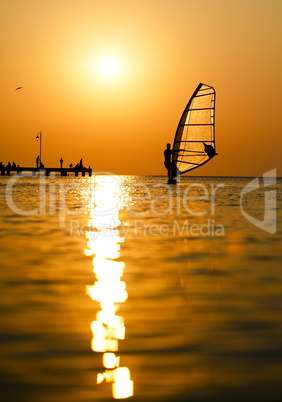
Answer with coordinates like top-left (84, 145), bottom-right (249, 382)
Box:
top-left (1, 0), bottom-right (282, 176)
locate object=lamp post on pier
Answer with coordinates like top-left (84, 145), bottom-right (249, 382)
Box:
top-left (36, 131), bottom-right (42, 167)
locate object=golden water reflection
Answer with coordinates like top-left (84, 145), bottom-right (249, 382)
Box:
top-left (85, 176), bottom-right (134, 399)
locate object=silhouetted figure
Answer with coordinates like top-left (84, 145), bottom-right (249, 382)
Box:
top-left (60, 157), bottom-right (64, 168)
top-left (0, 161), bottom-right (3, 168)
top-left (79, 158), bottom-right (83, 168)
top-left (164, 143), bottom-right (183, 180)
top-left (164, 143), bottom-right (174, 180)
top-left (203, 142), bottom-right (216, 159)
top-left (12, 162), bottom-right (16, 168)
top-left (36, 155), bottom-right (40, 168)
top-left (7, 162), bottom-right (11, 167)
top-left (69, 163), bottom-right (73, 168)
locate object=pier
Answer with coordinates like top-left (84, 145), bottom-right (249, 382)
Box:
top-left (1, 166), bottom-right (92, 177)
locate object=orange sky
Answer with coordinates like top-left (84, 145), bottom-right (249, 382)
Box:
top-left (1, 0), bottom-right (282, 176)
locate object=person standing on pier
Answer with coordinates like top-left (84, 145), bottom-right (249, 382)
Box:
top-left (79, 158), bottom-right (83, 168)
top-left (60, 157), bottom-right (64, 168)
top-left (36, 155), bottom-right (40, 168)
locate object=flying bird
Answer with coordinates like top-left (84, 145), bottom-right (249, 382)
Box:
top-left (15, 87), bottom-right (23, 91)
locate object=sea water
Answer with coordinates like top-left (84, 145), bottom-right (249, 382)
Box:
top-left (0, 174), bottom-right (282, 402)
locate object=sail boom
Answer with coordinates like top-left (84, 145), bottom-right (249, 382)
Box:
top-left (181, 150), bottom-right (206, 154)
top-left (178, 154), bottom-right (206, 156)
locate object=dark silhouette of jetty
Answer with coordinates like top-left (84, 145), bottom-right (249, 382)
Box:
top-left (1, 166), bottom-right (92, 177)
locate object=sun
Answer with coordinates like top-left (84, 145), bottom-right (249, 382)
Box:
top-left (83, 52), bottom-right (125, 83)
top-left (98, 57), bottom-right (119, 78)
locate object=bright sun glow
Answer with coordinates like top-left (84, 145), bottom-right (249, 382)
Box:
top-left (98, 57), bottom-right (119, 77)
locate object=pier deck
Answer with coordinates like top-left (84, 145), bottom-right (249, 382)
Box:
top-left (1, 167), bottom-right (92, 177)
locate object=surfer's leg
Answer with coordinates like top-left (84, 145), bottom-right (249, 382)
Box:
top-left (168, 165), bottom-right (172, 180)
top-left (164, 161), bottom-right (171, 180)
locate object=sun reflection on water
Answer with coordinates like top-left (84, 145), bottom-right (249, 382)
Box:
top-left (85, 176), bottom-right (134, 399)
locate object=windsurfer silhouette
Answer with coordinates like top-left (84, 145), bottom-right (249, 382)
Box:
top-left (164, 143), bottom-right (183, 180)
top-left (164, 143), bottom-right (174, 180)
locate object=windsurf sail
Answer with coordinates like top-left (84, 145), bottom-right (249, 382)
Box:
top-left (172, 83), bottom-right (216, 177)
